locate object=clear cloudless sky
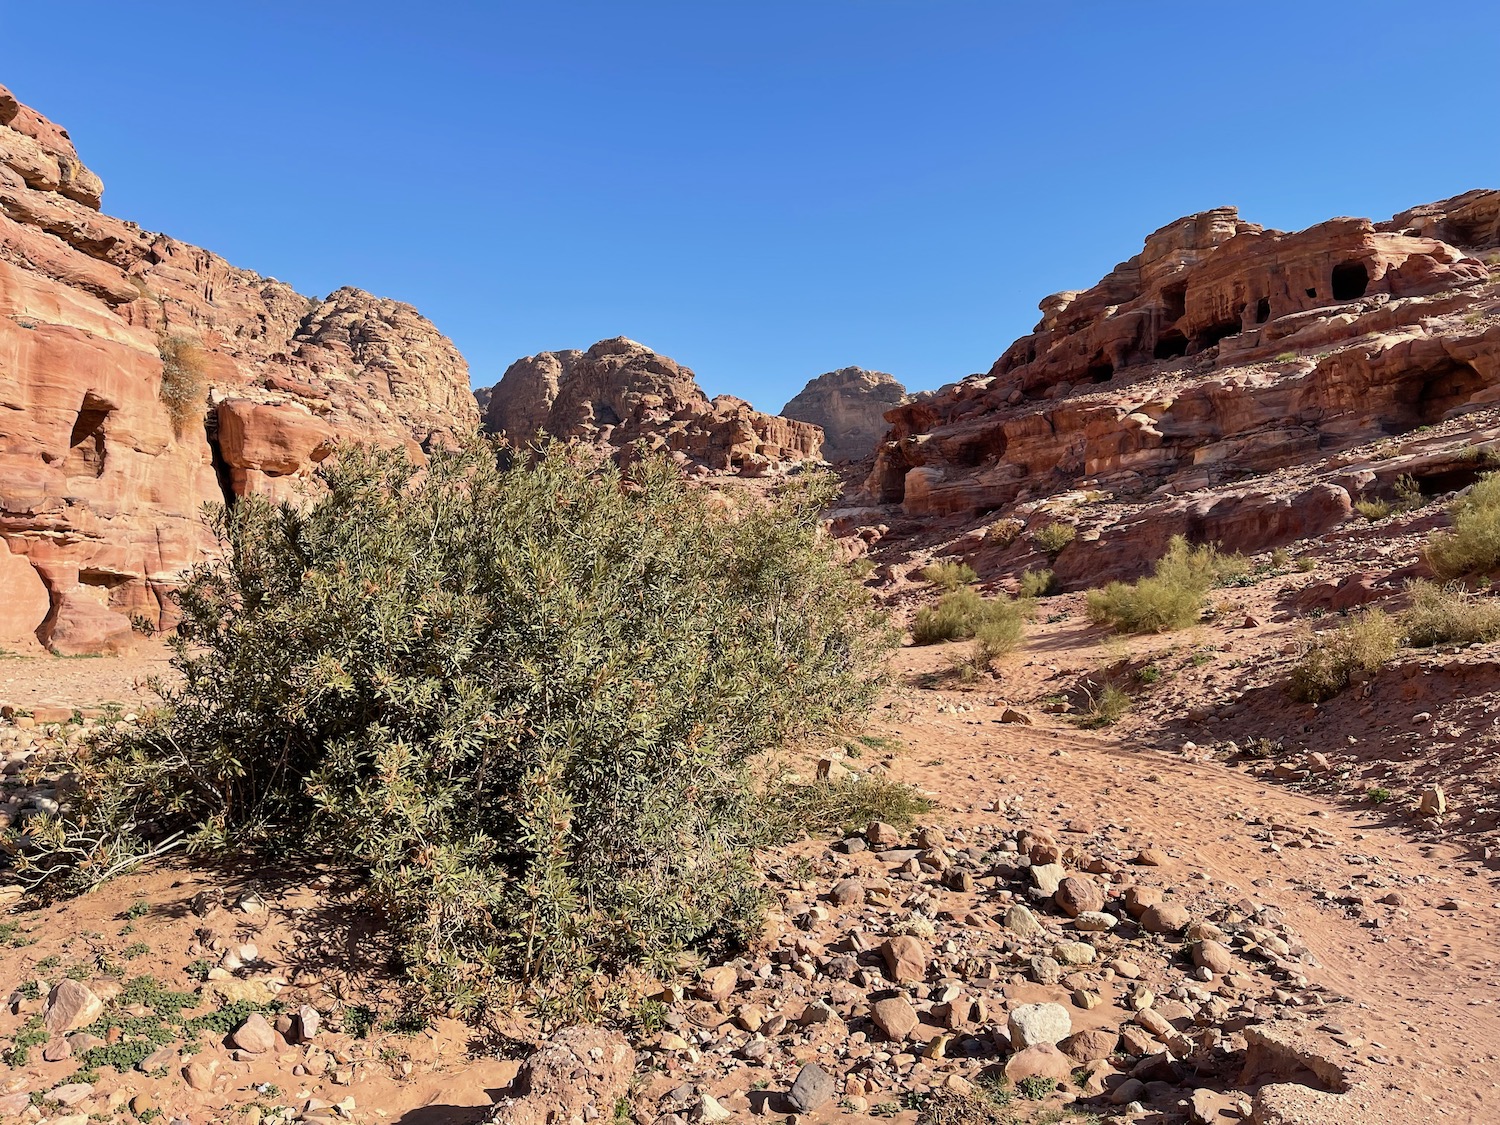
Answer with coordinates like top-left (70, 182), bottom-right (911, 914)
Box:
top-left (3, 2), bottom-right (1498, 406)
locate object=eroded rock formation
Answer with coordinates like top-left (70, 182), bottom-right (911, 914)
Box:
top-left (0, 84), bottom-right (477, 652)
top-left (780, 366), bottom-right (908, 463)
top-left (479, 337), bottom-right (822, 475)
top-left (852, 192), bottom-right (1500, 589)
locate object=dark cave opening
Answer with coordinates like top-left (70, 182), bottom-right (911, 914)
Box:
top-left (1331, 261), bottom-right (1370, 301)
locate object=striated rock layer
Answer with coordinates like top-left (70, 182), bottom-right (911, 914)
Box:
top-left (0, 84), bottom-right (478, 653)
top-left (780, 367), bottom-right (908, 463)
top-left (479, 337), bottom-right (822, 476)
top-left (848, 192), bottom-right (1500, 590)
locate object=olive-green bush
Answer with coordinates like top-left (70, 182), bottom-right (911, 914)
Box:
top-left (1427, 473), bottom-right (1500, 578)
top-left (12, 441), bottom-right (893, 1006)
top-left (1085, 535), bottom-right (1247, 634)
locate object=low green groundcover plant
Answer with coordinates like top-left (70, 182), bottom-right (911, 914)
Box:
top-left (10, 441), bottom-right (893, 1008)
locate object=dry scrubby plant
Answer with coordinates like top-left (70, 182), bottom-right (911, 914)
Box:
top-left (1403, 580), bottom-right (1500, 647)
top-left (1030, 522), bottom-right (1076, 555)
top-left (1287, 609), bottom-right (1401, 703)
top-left (157, 334), bottom-right (208, 433)
top-left (1085, 536), bottom-right (1248, 634)
top-left (920, 560), bottom-right (977, 591)
top-left (1427, 472), bottom-right (1500, 578)
top-left (9, 441), bottom-right (895, 1008)
top-left (1018, 568), bottom-right (1057, 598)
top-left (912, 588), bottom-right (1027, 649)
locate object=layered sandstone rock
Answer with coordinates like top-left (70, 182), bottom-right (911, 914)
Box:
top-left (0, 84), bottom-right (477, 652)
top-left (853, 193), bottom-right (1500, 588)
top-left (479, 337), bottom-right (822, 475)
top-left (780, 367), bottom-right (908, 463)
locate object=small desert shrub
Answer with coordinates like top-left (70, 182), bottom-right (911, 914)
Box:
top-left (912, 588), bottom-right (1027, 646)
top-left (1426, 473), bottom-right (1500, 578)
top-left (768, 775), bottom-right (932, 839)
top-left (1085, 536), bottom-right (1246, 634)
top-left (1295, 556), bottom-right (1318, 572)
top-left (921, 561), bottom-right (977, 591)
top-left (1075, 682), bottom-right (1130, 729)
top-left (157, 334), bottom-right (208, 433)
top-left (948, 608), bottom-right (1029, 680)
top-left (1287, 609), bottom-right (1400, 702)
top-left (1402, 580), bottom-right (1500, 647)
top-left (1366, 787), bottom-right (1393, 805)
top-left (1018, 568), bottom-right (1057, 598)
top-left (1357, 474), bottom-right (1423, 522)
top-left (1275, 351), bottom-right (1298, 363)
top-left (1031, 522), bottom-right (1077, 555)
top-left (10, 442), bottom-right (893, 1005)
top-left (983, 519), bottom-right (1024, 547)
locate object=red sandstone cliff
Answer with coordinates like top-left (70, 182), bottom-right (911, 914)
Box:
top-left (848, 193), bottom-right (1500, 590)
top-left (0, 84), bottom-right (478, 654)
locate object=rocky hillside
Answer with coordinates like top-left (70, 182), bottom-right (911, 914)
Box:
top-left (844, 191), bottom-right (1500, 589)
top-left (0, 84), bottom-right (478, 655)
top-left (781, 366), bottom-right (909, 463)
top-left (478, 336), bottom-right (823, 475)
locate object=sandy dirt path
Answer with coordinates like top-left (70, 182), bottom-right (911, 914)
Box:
top-left (871, 678), bottom-right (1500, 1120)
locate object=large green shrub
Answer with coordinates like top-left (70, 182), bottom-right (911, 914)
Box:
top-left (13, 441), bottom-right (891, 1004)
top-left (1426, 473), bottom-right (1500, 578)
top-left (1085, 535), bottom-right (1247, 634)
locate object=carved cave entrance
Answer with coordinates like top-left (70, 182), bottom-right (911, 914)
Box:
top-left (1331, 261), bottom-right (1370, 301)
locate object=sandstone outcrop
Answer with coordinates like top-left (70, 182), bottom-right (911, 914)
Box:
top-left (0, 83), bottom-right (477, 652)
top-left (479, 337), bottom-right (822, 475)
top-left (854, 192), bottom-right (1500, 588)
top-left (780, 366), bottom-right (908, 462)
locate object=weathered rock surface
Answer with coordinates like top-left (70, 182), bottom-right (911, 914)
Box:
top-left (0, 83), bottom-right (477, 652)
top-left (489, 1027), bottom-right (634, 1125)
top-left (478, 337), bottom-right (822, 475)
top-left (780, 367), bottom-right (907, 463)
top-left (847, 192), bottom-right (1500, 590)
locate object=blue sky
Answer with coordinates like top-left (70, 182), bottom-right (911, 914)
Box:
top-left (4, 3), bottom-right (1497, 407)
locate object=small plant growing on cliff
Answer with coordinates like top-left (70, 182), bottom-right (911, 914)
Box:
top-left (1287, 609), bottom-right (1400, 702)
top-left (157, 334), bottom-right (208, 434)
top-left (1426, 473), bottom-right (1500, 578)
top-left (1031, 522), bottom-right (1076, 555)
top-left (10, 441), bottom-right (893, 1007)
top-left (920, 561), bottom-right (977, 591)
top-left (1366, 787), bottom-right (1393, 805)
top-left (1085, 536), bottom-right (1246, 634)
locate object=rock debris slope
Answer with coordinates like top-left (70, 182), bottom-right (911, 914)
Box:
top-left (0, 83), bottom-right (477, 654)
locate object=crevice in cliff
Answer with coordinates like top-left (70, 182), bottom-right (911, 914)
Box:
top-left (64, 394), bottom-right (112, 480)
top-left (204, 408), bottom-right (237, 509)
